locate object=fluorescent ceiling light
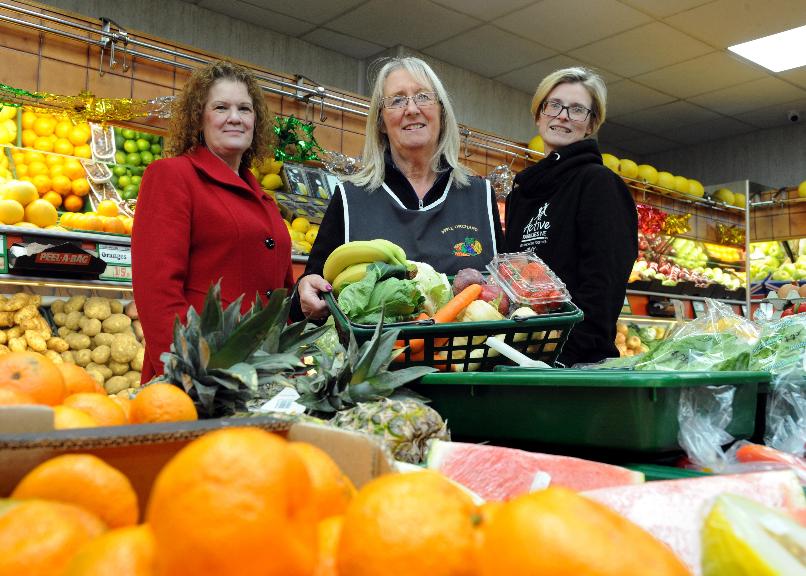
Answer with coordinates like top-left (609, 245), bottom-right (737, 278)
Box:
top-left (728, 24), bottom-right (806, 72)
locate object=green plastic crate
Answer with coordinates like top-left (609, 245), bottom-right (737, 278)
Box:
top-left (324, 292), bottom-right (583, 371)
top-left (414, 369), bottom-right (768, 453)
top-left (626, 463), bottom-right (710, 481)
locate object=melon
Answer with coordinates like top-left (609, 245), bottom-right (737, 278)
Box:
top-left (619, 158), bottom-right (638, 179)
top-left (688, 179), bottom-right (705, 198)
top-left (584, 470), bottom-right (806, 575)
top-left (674, 175), bottom-right (690, 194)
top-left (702, 493), bottom-right (806, 576)
top-left (657, 171), bottom-right (676, 190)
top-left (426, 440), bottom-right (643, 501)
top-left (637, 164), bottom-right (659, 184)
top-left (601, 153), bottom-right (620, 172)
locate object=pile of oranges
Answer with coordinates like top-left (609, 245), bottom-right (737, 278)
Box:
top-left (19, 110), bottom-right (92, 159)
top-left (8, 148), bottom-right (90, 213)
top-left (60, 199), bottom-right (134, 235)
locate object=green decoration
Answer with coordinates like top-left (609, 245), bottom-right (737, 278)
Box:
top-left (273, 115), bottom-right (322, 162)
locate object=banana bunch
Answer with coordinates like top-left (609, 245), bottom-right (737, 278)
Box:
top-left (703, 242), bottom-right (742, 263)
top-left (323, 239), bottom-right (408, 285)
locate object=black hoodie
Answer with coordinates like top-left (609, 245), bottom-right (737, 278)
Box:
top-left (503, 139), bottom-right (637, 366)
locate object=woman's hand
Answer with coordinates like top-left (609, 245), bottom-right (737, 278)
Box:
top-left (298, 274), bottom-right (332, 320)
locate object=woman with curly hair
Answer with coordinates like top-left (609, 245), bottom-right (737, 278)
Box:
top-left (132, 60), bottom-right (293, 382)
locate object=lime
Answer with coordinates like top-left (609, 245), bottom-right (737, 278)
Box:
top-left (125, 153), bottom-right (142, 167)
top-left (150, 143), bottom-right (162, 155)
top-left (114, 133), bottom-right (125, 149)
top-left (122, 184), bottom-right (139, 200)
top-left (136, 138), bottom-right (150, 152)
top-left (118, 175), bottom-right (131, 188)
top-left (140, 150), bottom-right (154, 165)
top-left (130, 175), bottom-right (142, 187)
top-left (137, 132), bottom-right (153, 142)
top-left (121, 129), bottom-right (137, 140)
top-left (132, 166), bottom-right (145, 176)
top-left (112, 165), bottom-right (127, 177)
top-left (115, 151), bottom-right (127, 164)
top-left (123, 140), bottom-right (139, 154)
top-left (111, 175), bottom-right (119, 187)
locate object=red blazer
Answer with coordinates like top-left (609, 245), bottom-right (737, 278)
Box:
top-left (131, 146), bottom-right (294, 383)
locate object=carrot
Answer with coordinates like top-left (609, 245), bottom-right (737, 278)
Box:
top-left (395, 313), bottom-right (430, 355)
top-left (735, 443), bottom-right (806, 477)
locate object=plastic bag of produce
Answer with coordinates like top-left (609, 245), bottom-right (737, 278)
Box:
top-left (677, 384), bottom-right (735, 471)
top-left (765, 355), bottom-right (806, 456)
top-left (749, 313), bottom-right (806, 375)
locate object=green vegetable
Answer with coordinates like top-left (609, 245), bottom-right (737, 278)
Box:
top-left (459, 300), bottom-right (503, 323)
top-left (338, 265), bottom-right (424, 325)
top-left (410, 261), bottom-right (452, 316)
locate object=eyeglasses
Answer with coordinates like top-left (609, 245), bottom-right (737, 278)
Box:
top-left (541, 100), bottom-right (592, 122)
top-left (381, 92), bottom-right (439, 110)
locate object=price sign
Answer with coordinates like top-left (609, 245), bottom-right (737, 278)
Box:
top-left (741, 305), bottom-right (749, 318)
top-left (621, 295), bottom-right (633, 315)
top-left (100, 265), bottom-right (132, 282)
top-left (692, 301), bottom-right (706, 318)
top-left (98, 244), bottom-right (131, 265)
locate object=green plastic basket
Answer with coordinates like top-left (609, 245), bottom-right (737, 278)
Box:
top-left (324, 292), bottom-right (583, 371)
top-left (413, 369), bottom-right (768, 453)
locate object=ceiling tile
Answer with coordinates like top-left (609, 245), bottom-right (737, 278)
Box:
top-left (633, 51), bottom-right (766, 99)
top-left (605, 79), bottom-right (677, 117)
top-left (237, 0), bottom-right (366, 25)
top-left (301, 28), bottom-right (385, 59)
top-left (424, 25), bottom-right (554, 78)
top-left (495, 0), bottom-right (652, 52)
top-left (665, 0), bottom-right (806, 47)
top-left (780, 67), bottom-right (806, 90)
top-left (733, 97), bottom-right (806, 128)
top-left (430, 0), bottom-right (535, 21)
top-left (569, 22), bottom-right (712, 77)
top-left (616, 134), bottom-right (681, 155)
top-left (662, 116), bottom-right (756, 145)
top-left (198, 0), bottom-right (315, 35)
top-left (495, 55), bottom-right (621, 93)
top-left (689, 77), bottom-right (806, 116)
top-left (597, 121), bottom-right (654, 143)
top-left (613, 100), bottom-right (720, 132)
top-left (327, 0), bottom-right (480, 49)
top-left (618, 0), bottom-right (716, 19)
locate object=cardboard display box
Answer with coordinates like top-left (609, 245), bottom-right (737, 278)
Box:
top-left (0, 406), bottom-right (394, 516)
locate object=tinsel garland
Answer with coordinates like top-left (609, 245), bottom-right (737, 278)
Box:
top-left (273, 115), bottom-right (321, 162)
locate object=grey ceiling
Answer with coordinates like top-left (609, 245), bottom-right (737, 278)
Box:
top-left (183, 0), bottom-right (806, 155)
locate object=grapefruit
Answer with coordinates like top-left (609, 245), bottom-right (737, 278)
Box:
top-left (619, 158), bottom-right (638, 179)
top-left (0, 180), bottom-right (38, 206)
top-left (688, 179), bottom-right (704, 197)
top-left (24, 199), bottom-right (59, 228)
top-left (673, 175), bottom-right (690, 194)
top-left (0, 199), bottom-right (24, 225)
top-left (657, 171), bottom-right (675, 190)
top-left (637, 164), bottom-right (658, 184)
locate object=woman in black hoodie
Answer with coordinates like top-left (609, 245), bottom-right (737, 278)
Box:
top-left (504, 67), bottom-right (637, 367)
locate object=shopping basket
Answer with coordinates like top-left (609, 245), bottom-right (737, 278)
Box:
top-left (323, 291), bottom-right (583, 371)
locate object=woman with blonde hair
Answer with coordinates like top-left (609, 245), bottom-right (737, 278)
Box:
top-left (503, 67), bottom-right (637, 367)
top-left (132, 60), bottom-right (294, 381)
top-left (297, 56), bottom-right (502, 320)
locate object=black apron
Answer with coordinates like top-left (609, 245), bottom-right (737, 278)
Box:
top-left (341, 174), bottom-right (497, 275)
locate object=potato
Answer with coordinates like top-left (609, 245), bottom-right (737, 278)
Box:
top-left (111, 333), bottom-right (139, 363)
top-left (110, 300), bottom-right (123, 314)
top-left (8, 337), bottom-right (26, 352)
top-left (0, 331), bottom-right (6, 345)
top-left (50, 300), bottom-right (66, 315)
top-left (104, 376), bottom-right (130, 395)
top-left (4, 293), bottom-right (30, 312)
top-left (0, 344), bottom-right (9, 354)
top-left (79, 317), bottom-right (102, 337)
top-left (57, 326), bottom-right (73, 339)
top-left (44, 350), bottom-right (63, 364)
top-left (36, 318), bottom-right (52, 340)
top-left (47, 337), bottom-right (69, 353)
top-left (73, 349), bottom-right (92, 367)
top-left (13, 304), bottom-right (39, 325)
top-left (130, 347), bottom-right (145, 371)
top-left (102, 314), bottom-right (132, 334)
top-left (124, 301), bottom-right (138, 319)
top-left (0, 312), bottom-right (14, 328)
top-left (6, 326), bottom-right (22, 339)
top-left (108, 360), bottom-right (129, 376)
top-left (60, 350), bottom-right (76, 364)
top-left (24, 330), bottom-right (47, 352)
top-left (87, 362), bottom-right (113, 380)
top-left (65, 333), bottom-right (91, 351)
top-left (86, 369), bottom-right (105, 386)
top-left (52, 312), bottom-right (67, 327)
top-left (19, 317), bottom-right (42, 332)
top-left (124, 370), bottom-right (141, 386)
top-left (29, 295), bottom-right (41, 307)
top-left (84, 297), bottom-right (112, 321)
top-left (93, 333), bottom-right (115, 347)
top-left (132, 320), bottom-right (143, 342)
top-left (64, 295), bottom-right (87, 314)
top-left (91, 345), bottom-right (111, 365)
top-left (64, 311), bottom-right (82, 331)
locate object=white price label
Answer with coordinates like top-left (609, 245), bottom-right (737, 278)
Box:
top-left (100, 265), bottom-right (133, 282)
top-left (98, 244), bottom-right (131, 265)
top-left (257, 388), bottom-right (305, 415)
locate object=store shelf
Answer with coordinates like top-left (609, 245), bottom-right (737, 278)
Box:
top-left (626, 289), bottom-right (745, 305)
top-left (0, 224), bottom-right (130, 246)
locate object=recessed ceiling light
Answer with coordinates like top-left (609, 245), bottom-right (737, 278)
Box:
top-left (728, 24), bottom-right (806, 73)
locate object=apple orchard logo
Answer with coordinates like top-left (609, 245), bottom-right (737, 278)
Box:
top-left (522, 202), bottom-right (550, 247)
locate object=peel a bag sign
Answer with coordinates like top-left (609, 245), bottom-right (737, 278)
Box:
top-left (9, 241), bottom-right (107, 279)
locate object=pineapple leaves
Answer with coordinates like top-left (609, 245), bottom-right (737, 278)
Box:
top-left (199, 281), bottom-right (223, 336)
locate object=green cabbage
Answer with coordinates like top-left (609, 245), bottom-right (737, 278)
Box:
top-left (337, 265), bottom-right (423, 324)
top-left (410, 261), bottom-right (452, 316)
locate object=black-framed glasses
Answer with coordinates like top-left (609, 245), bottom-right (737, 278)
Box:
top-left (381, 92), bottom-right (439, 109)
top-left (541, 99), bottom-right (592, 122)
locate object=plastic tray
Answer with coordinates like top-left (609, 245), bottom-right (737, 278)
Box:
top-left (414, 369), bottom-right (768, 453)
top-left (324, 292), bottom-right (583, 371)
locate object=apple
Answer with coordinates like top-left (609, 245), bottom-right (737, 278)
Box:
top-left (479, 284), bottom-right (510, 316)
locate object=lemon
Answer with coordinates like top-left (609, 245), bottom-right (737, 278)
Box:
top-left (293, 240), bottom-right (312, 254)
top-left (0, 105), bottom-right (17, 121)
top-left (24, 198), bottom-right (58, 228)
top-left (305, 228), bottom-right (318, 244)
top-left (601, 153), bottom-right (620, 172)
top-left (290, 230), bottom-right (306, 243)
top-left (291, 217), bottom-right (310, 233)
top-left (636, 164), bottom-right (658, 185)
top-left (618, 158), bottom-right (638, 179)
top-left (0, 199), bottom-right (24, 224)
top-left (249, 166), bottom-right (260, 179)
top-left (0, 125), bottom-right (12, 145)
top-left (799, 180), bottom-right (806, 198)
top-left (260, 173), bottom-right (283, 190)
top-left (657, 171), bottom-right (675, 190)
top-left (527, 134), bottom-right (544, 156)
top-left (269, 159), bottom-right (283, 174)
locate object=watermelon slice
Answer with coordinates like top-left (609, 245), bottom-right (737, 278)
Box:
top-left (584, 470), bottom-right (806, 576)
top-left (426, 440), bottom-right (644, 501)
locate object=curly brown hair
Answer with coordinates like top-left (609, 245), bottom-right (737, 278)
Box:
top-left (167, 60), bottom-right (273, 169)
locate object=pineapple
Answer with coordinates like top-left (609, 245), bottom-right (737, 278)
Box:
top-left (330, 398), bottom-right (449, 464)
top-left (160, 282), bottom-right (328, 418)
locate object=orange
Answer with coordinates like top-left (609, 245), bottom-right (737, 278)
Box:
top-left (32, 116), bottom-right (57, 137)
top-left (0, 499), bottom-right (106, 576)
top-left (62, 194), bottom-right (85, 212)
top-left (290, 442), bottom-right (356, 521)
top-left (129, 383), bottom-right (197, 424)
top-left (63, 524), bottom-right (156, 576)
top-left (51, 174), bottom-right (72, 195)
top-left (49, 163), bottom-right (65, 177)
top-left (23, 150), bottom-right (45, 164)
top-left (54, 120), bottom-right (73, 139)
top-left (147, 427), bottom-right (317, 576)
top-left (123, 217), bottom-right (134, 235)
top-left (110, 395), bottom-right (132, 422)
top-left (0, 351), bottom-right (65, 406)
top-left (71, 177), bottom-right (90, 197)
top-left (30, 173), bottom-right (52, 195)
top-left (13, 164), bottom-right (28, 177)
top-left (57, 362), bottom-right (104, 395)
top-left (337, 470), bottom-right (478, 576)
top-left (102, 216), bottom-right (126, 234)
top-left (53, 405), bottom-right (99, 429)
top-left (41, 191), bottom-right (62, 208)
top-left (477, 487), bottom-right (691, 576)
top-left (0, 387), bottom-right (36, 405)
top-left (63, 159), bottom-right (85, 180)
top-left (67, 126), bottom-right (89, 146)
top-left (21, 129), bottom-right (37, 147)
top-left (62, 393), bottom-right (127, 426)
top-left (27, 160), bottom-right (48, 177)
top-left (24, 198), bottom-right (59, 227)
top-left (32, 137), bottom-right (54, 152)
top-left (21, 110), bottom-right (37, 130)
top-left (0, 199), bottom-right (24, 225)
top-left (314, 515), bottom-right (343, 576)
top-left (97, 199), bottom-right (119, 217)
top-left (73, 144), bottom-right (92, 159)
top-left (12, 454), bottom-right (138, 528)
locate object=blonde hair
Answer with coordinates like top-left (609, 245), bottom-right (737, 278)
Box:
top-left (350, 57), bottom-right (470, 190)
top-left (530, 67), bottom-right (607, 137)
top-left (167, 60), bottom-right (273, 169)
